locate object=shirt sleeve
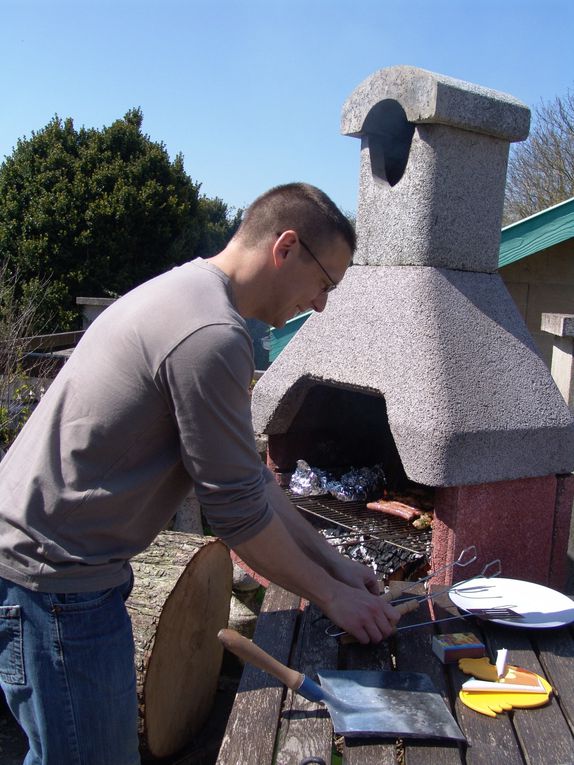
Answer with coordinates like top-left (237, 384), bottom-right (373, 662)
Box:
top-left (156, 322), bottom-right (274, 546)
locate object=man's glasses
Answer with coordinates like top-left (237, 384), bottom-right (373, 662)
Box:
top-left (298, 237), bottom-right (338, 293)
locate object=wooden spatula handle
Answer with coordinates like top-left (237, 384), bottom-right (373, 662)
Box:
top-left (339, 596), bottom-right (420, 645)
top-left (218, 628), bottom-right (304, 691)
top-left (393, 598), bottom-right (421, 616)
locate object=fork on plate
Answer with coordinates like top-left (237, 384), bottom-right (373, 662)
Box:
top-left (464, 607), bottom-right (524, 621)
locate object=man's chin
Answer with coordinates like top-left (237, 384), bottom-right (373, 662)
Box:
top-left (273, 308), bottom-right (302, 329)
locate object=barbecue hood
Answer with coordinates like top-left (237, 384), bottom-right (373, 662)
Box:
top-left (252, 66), bottom-right (574, 487)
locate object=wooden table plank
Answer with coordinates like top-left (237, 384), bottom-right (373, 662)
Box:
top-left (338, 597), bottom-right (398, 765)
top-left (218, 583), bottom-right (574, 765)
top-left (431, 591), bottom-right (526, 765)
top-left (394, 587), bottom-right (464, 765)
top-left (216, 584), bottom-right (301, 765)
top-left (486, 624), bottom-right (574, 765)
top-left (534, 625), bottom-right (574, 735)
top-left (275, 602), bottom-right (335, 765)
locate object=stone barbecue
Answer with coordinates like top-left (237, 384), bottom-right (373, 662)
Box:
top-left (252, 66), bottom-right (574, 587)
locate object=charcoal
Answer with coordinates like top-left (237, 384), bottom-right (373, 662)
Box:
top-left (319, 526), bottom-right (426, 577)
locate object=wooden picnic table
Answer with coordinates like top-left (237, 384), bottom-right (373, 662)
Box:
top-left (216, 581), bottom-right (574, 765)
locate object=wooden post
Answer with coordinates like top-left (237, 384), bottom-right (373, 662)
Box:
top-left (541, 313), bottom-right (574, 412)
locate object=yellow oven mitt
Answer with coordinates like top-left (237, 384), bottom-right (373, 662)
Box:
top-left (458, 657), bottom-right (552, 717)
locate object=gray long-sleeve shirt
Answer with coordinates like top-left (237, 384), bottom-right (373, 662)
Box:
top-left (0, 259), bottom-right (273, 592)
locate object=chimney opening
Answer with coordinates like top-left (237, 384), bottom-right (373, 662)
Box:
top-left (363, 99), bottom-right (415, 187)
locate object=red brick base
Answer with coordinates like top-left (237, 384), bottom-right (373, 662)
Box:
top-left (431, 474), bottom-right (574, 589)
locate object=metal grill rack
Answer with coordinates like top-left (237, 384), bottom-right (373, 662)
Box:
top-left (288, 491), bottom-right (431, 577)
top-left (289, 492), bottom-right (431, 554)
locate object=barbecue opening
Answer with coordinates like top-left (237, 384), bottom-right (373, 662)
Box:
top-left (266, 383), bottom-right (434, 579)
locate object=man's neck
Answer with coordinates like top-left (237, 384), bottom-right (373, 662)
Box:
top-left (208, 242), bottom-right (271, 321)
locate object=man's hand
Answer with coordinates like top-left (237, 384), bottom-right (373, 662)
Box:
top-left (320, 583), bottom-right (400, 645)
top-left (327, 554), bottom-right (380, 595)
top-left (236, 480), bottom-right (402, 644)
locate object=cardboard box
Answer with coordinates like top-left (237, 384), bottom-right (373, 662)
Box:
top-left (432, 632), bottom-right (486, 663)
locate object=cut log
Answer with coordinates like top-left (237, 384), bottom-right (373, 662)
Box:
top-left (127, 531), bottom-right (233, 760)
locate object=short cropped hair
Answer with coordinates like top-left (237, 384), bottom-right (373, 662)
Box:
top-left (235, 183), bottom-right (356, 253)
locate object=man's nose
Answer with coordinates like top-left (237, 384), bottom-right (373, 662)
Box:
top-left (311, 293), bottom-right (329, 313)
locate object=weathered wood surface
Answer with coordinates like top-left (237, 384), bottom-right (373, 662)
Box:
top-left (431, 589), bottom-right (524, 765)
top-left (536, 624), bottom-right (574, 734)
top-left (395, 587), bottom-right (464, 765)
top-left (219, 583), bottom-right (574, 765)
top-left (275, 602), bottom-right (336, 765)
top-left (128, 531), bottom-right (232, 759)
top-left (487, 623), bottom-right (574, 765)
top-left (216, 584), bottom-right (301, 765)
top-left (341, 618), bottom-right (396, 765)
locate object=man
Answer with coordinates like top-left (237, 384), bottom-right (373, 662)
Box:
top-left (0, 183), bottom-right (398, 765)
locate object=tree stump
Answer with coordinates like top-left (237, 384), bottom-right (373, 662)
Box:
top-left (127, 531), bottom-right (232, 760)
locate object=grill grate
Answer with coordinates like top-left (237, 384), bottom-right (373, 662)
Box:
top-left (288, 491), bottom-right (431, 556)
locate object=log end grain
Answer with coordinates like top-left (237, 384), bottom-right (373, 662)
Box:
top-left (129, 532), bottom-right (233, 759)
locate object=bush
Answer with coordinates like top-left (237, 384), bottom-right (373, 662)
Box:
top-left (0, 260), bottom-right (49, 451)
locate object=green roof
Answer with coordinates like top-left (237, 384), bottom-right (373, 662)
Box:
top-left (499, 196), bottom-right (574, 268)
top-left (269, 311), bottom-right (312, 361)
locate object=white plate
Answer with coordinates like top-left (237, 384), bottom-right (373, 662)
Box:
top-left (449, 577), bottom-right (574, 629)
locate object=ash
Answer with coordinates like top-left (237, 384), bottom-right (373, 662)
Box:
top-left (319, 526), bottom-right (427, 579)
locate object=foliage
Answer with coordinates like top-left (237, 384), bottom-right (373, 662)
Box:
top-left (0, 380), bottom-right (42, 450)
top-left (343, 209), bottom-right (356, 230)
top-left (0, 261), bottom-right (48, 450)
top-left (0, 109), bottom-right (240, 332)
top-left (196, 196), bottom-right (242, 258)
top-left (504, 87), bottom-right (574, 225)
top-left (169, 194), bottom-right (242, 264)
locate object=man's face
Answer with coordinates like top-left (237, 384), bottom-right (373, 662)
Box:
top-left (270, 233), bottom-right (352, 329)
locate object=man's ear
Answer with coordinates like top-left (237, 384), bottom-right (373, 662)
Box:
top-left (272, 230), bottom-right (298, 269)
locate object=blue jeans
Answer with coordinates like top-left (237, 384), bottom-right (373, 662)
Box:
top-left (0, 575), bottom-right (140, 765)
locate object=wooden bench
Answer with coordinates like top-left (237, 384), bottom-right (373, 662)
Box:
top-left (217, 583), bottom-right (574, 765)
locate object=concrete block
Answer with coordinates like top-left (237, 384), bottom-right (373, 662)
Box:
top-left (172, 490), bottom-right (204, 534)
top-left (341, 65), bottom-right (530, 142)
top-left (341, 65), bottom-right (530, 273)
top-left (541, 313), bottom-right (574, 338)
top-left (252, 266), bottom-right (574, 487)
top-left (526, 288), bottom-right (574, 333)
top-left (353, 125), bottom-right (509, 270)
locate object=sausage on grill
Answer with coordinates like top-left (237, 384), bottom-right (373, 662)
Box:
top-left (366, 500), bottom-right (422, 522)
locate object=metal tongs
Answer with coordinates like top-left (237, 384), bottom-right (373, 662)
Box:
top-left (325, 546), bottom-right (503, 638)
top-left (394, 556), bottom-right (503, 631)
top-left (389, 545), bottom-right (479, 602)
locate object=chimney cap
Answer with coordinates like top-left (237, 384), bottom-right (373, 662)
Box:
top-left (341, 65), bottom-right (530, 142)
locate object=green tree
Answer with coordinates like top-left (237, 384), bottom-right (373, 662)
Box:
top-left (504, 87), bottom-right (574, 224)
top-left (196, 196), bottom-right (242, 258)
top-left (0, 109), bottom-right (238, 331)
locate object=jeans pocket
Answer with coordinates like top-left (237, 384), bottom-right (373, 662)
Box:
top-left (51, 588), bottom-right (114, 608)
top-left (0, 605), bottom-right (25, 685)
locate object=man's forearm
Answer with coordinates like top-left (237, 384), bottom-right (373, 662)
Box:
top-left (264, 478), bottom-right (359, 578)
top-left (233, 499), bottom-right (399, 644)
top-left (233, 511), bottom-right (340, 610)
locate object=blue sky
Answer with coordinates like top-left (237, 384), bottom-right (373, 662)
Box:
top-left (2, 0), bottom-right (573, 215)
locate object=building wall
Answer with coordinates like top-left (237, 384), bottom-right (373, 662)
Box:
top-left (500, 239), bottom-right (574, 368)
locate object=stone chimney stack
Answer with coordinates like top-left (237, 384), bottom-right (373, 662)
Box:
top-left (341, 65), bottom-right (530, 271)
